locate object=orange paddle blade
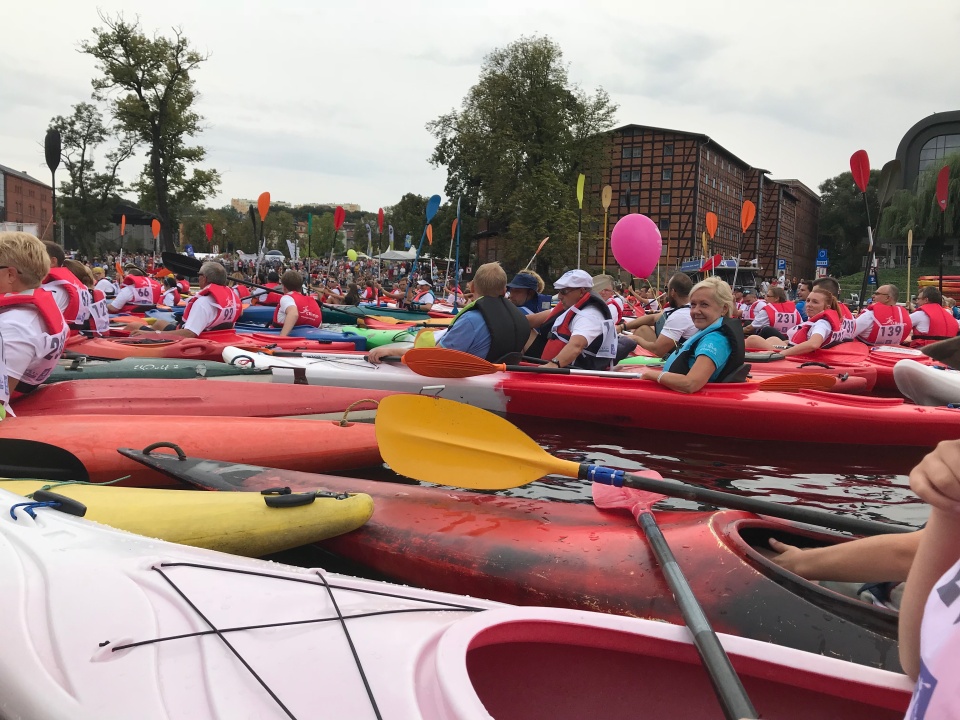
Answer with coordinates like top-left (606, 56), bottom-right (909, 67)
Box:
top-left (120, 214), bottom-right (126, 236)
top-left (150, 219), bottom-right (161, 239)
top-left (426, 224), bottom-right (433, 245)
top-left (257, 192), bottom-right (271, 221)
top-left (740, 201), bottom-right (756, 232)
top-left (705, 211), bottom-right (718, 239)
top-left (402, 347), bottom-right (500, 378)
top-left (755, 373), bottom-right (837, 393)
top-left (451, 218), bottom-right (458, 240)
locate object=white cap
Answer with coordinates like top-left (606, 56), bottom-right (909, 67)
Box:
top-left (553, 269), bottom-right (593, 290)
top-left (417, 279), bottom-right (431, 286)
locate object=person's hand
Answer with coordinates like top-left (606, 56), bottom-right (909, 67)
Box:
top-left (909, 439), bottom-right (960, 513)
top-left (767, 538), bottom-right (809, 577)
top-left (365, 346), bottom-right (396, 365)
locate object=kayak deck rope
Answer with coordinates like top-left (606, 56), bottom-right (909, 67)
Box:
top-left (0, 475), bottom-right (132, 499)
top-left (107, 561), bottom-right (485, 720)
top-left (338, 399), bottom-right (381, 426)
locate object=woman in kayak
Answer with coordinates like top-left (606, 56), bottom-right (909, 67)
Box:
top-left (743, 287), bottom-right (843, 357)
top-left (629, 277), bottom-right (746, 392)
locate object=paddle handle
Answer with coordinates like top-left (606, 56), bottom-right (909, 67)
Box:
top-left (580, 465), bottom-right (913, 536)
top-left (504, 365), bottom-right (641, 378)
top-left (638, 511), bottom-right (757, 720)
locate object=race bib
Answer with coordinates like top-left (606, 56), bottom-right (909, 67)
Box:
top-left (132, 285), bottom-right (154, 304)
top-left (89, 299), bottom-right (111, 333)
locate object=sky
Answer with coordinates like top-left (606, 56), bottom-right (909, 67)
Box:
top-left (2, 0), bottom-right (959, 212)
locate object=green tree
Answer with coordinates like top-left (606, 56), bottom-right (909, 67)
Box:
top-left (49, 102), bottom-right (137, 256)
top-left (817, 169), bottom-right (880, 276)
top-left (427, 36), bottom-right (617, 272)
top-left (81, 13), bottom-right (220, 252)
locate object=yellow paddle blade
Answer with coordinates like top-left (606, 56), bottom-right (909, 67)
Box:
top-left (402, 347), bottom-right (498, 378)
top-left (755, 373), bottom-right (837, 392)
top-left (413, 329), bottom-right (437, 348)
top-left (366, 315), bottom-right (406, 325)
top-left (375, 395), bottom-right (579, 489)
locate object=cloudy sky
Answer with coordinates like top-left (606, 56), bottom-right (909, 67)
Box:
top-left (2, 0), bottom-right (958, 212)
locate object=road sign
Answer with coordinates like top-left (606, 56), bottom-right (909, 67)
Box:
top-left (817, 249), bottom-right (828, 260)
top-left (815, 266), bottom-right (827, 278)
top-left (777, 258), bottom-right (786, 270)
top-left (816, 260), bottom-right (829, 267)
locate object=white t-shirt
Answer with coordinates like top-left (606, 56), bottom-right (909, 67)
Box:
top-left (659, 306), bottom-right (697, 343)
top-left (95, 278), bottom-right (116, 298)
top-left (108, 285), bottom-right (139, 311)
top-left (180, 295), bottom-right (221, 336)
top-left (788, 317), bottom-right (833, 345)
top-left (414, 291), bottom-right (436, 305)
top-left (274, 294), bottom-right (296, 324)
top-left (0, 300), bottom-right (67, 395)
top-left (750, 309), bottom-right (770, 329)
top-left (160, 288), bottom-right (179, 307)
top-left (553, 304), bottom-right (606, 345)
top-left (43, 284), bottom-right (71, 313)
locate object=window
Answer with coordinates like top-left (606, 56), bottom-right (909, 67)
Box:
top-left (719, 181), bottom-right (723, 192)
top-left (705, 150), bottom-right (710, 161)
top-left (632, 147), bottom-right (643, 158)
top-left (660, 192), bottom-right (671, 205)
top-left (918, 134), bottom-right (960, 172)
top-left (619, 194), bottom-right (630, 207)
top-left (664, 143), bottom-right (674, 156)
top-left (659, 218), bottom-right (671, 231)
top-left (620, 171), bottom-right (631, 182)
top-left (712, 178), bottom-right (716, 188)
top-left (621, 147), bottom-right (632, 159)
top-left (662, 168), bottom-right (672, 181)
top-left (631, 170), bottom-right (641, 182)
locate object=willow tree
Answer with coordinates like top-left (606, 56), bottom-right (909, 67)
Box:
top-left (427, 36), bottom-right (617, 272)
top-left (81, 14), bottom-right (220, 252)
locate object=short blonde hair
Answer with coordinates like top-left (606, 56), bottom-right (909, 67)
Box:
top-left (690, 276), bottom-right (735, 317)
top-left (0, 231), bottom-right (50, 287)
top-left (91, 266), bottom-right (105, 279)
top-left (472, 262), bottom-right (508, 296)
top-left (593, 274), bottom-right (615, 293)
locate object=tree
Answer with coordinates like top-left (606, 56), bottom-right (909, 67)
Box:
top-left (48, 102), bottom-right (137, 256)
top-left (427, 36), bottom-right (617, 272)
top-left (817, 169), bottom-right (880, 276)
top-left (81, 13), bottom-right (220, 252)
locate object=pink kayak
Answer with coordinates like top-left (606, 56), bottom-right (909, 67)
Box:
top-left (0, 488), bottom-right (913, 720)
top-left (14, 379), bottom-right (393, 418)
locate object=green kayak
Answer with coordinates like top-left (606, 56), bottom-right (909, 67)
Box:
top-left (345, 327), bottom-right (417, 348)
top-left (47, 358), bottom-right (271, 382)
top-left (616, 355), bottom-right (665, 367)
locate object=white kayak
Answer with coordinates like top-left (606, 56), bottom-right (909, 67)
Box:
top-left (0, 488), bottom-right (913, 719)
top-left (222, 346), bottom-right (512, 411)
top-left (894, 359), bottom-right (960, 406)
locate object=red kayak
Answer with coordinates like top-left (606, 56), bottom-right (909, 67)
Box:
top-left (67, 334), bottom-right (356, 361)
top-left (787, 342), bottom-right (934, 393)
top-left (14, 379), bottom-right (392, 418)
top-left (0, 415), bottom-right (381, 486)
top-left (122, 450), bottom-right (904, 672)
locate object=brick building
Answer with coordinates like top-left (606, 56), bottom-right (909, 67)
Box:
top-left (0, 164), bottom-right (54, 241)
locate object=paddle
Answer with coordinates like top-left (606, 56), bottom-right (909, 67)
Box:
top-left (601, 185), bottom-right (612, 273)
top-left (593, 482), bottom-right (758, 720)
top-left (523, 236), bottom-right (550, 271)
top-left (400, 347), bottom-right (838, 391)
top-left (936, 165), bottom-right (950, 297)
top-left (0, 439), bottom-right (90, 481)
top-left (922, 336), bottom-right (960, 370)
top-left (374, 395), bottom-right (911, 536)
top-left (906, 228), bottom-right (914, 309)
top-left (850, 150), bottom-right (876, 312)
top-left (576, 173), bottom-right (585, 269)
top-left (730, 200), bottom-right (756, 290)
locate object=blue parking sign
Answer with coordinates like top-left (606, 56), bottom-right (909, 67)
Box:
top-left (777, 259), bottom-right (786, 270)
top-left (817, 249), bottom-right (828, 260)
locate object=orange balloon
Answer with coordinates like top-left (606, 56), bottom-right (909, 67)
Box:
top-left (257, 192), bottom-right (271, 221)
top-left (151, 219), bottom-right (161, 239)
top-left (705, 212), bottom-right (718, 239)
top-left (426, 224), bottom-right (433, 246)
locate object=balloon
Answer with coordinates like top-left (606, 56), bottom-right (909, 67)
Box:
top-left (347, 249), bottom-right (358, 261)
top-left (610, 214), bottom-right (662, 278)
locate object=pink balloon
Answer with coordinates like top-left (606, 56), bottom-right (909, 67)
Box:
top-left (611, 214), bottom-right (662, 277)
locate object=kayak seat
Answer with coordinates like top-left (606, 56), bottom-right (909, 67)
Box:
top-left (718, 363), bottom-right (751, 383)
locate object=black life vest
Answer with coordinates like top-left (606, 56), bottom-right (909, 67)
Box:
top-left (667, 317), bottom-right (748, 383)
top-left (460, 296), bottom-right (530, 363)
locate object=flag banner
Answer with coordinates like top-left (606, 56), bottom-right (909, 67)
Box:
top-left (286, 238), bottom-right (298, 260)
top-left (404, 233), bottom-right (412, 249)
top-left (185, 245), bottom-right (195, 258)
top-left (388, 225), bottom-right (395, 249)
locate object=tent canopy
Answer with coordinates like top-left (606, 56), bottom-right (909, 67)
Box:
top-left (374, 249), bottom-right (455, 262)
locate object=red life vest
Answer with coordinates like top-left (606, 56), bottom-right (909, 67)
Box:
top-left (256, 283), bottom-right (283, 305)
top-left (860, 304), bottom-right (912, 345)
top-left (0, 289), bottom-right (69, 397)
top-left (42, 266), bottom-right (92, 328)
top-left (606, 296), bottom-right (625, 324)
top-left (786, 309), bottom-right (842, 348)
top-left (761, 301), bottom-right (802, 334)
top-left (272, 292), bottom-right (322, 328)
top-left (541, 292), bottom-right (616, 368)
top-left (181, 284), bottom-right (241, 331)
top-left (740, 301), bottom-right (758, 320)
top-left (122, 275), bottom-right (162, 308)
top-left (161, 287), bottom-right (181, 307)
top-left (910, 304), bottom-right (959, 347)
top-left (411, 289), bottom-right (434, 303)
top-left (833, 303), bottom-right (857, 345)
top-left (177, 279), bottom-right (191, 295)
top-left (234, 285), bottom-right (251, 301)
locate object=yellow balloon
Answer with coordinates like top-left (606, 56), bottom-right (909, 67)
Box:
top-left (347, 249), bottom-right (358, 261)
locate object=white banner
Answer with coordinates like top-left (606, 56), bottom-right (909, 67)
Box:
top-left (285, 238), bottom-right (298, 261)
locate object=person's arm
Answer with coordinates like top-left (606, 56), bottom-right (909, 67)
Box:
top-left (900, 440), bottom-right (960, 679)
top-left (636, 331), bottom-right (679, 358)
top-left (778, 331), bottom-right (825, 357)
top-left (621, 311), bottom-right (661, 332)
top-left (279, 306), bottom-right (299, 337)
top-left (543, 335), bottom-right (588, 368)
top-left (768, 531), bottom-right (922, 582)
top-left (525, 308), bottom-right (553, 329)
top-left (639, 353), bottom-right (716, 393)
top-left (366, 346), bottom-right (408, 364)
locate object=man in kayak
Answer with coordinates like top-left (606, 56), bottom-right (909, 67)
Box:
top-left (854, 284), bottom-right (912, 346)
top-left (615, 273), bottom-right (696, 359)
top-left (250, 270), bottom-right (283, 306)
top-left (505, 272), bottom-right (542, 315)
top-left (746, 287), bottom-right (846, 357)
top-left (273, 270), bottom-right (323, 336)
top-left (0, 232), bottom-right (69, 415)
top-left (795, 279), bottom-right (811, 320)
top-left (628, 277), bottom-right (746, 391)
top-left (366, 262), bottom-right (528, 363)
top-left (908, 287), bottom-right (959, 347)
top-left (107, 264), bottom-right (161, 314)
top-left (406, 279), bottom-right (436, 311)
top-left (526, 269), bottom-right (617, 370)
top-left (744, 286), bottom-right (801, 339)
top-left (129, 262), bottom-right (241, 337)
top-left (811, 276), bottom-right (856, 342)
top-left (738, 287), bottom-right (761, 321)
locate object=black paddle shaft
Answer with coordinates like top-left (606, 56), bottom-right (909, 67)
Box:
top-left (581, 464), bottom-right (913, 536)
top-left (638, 510), bottom-right (758, 720)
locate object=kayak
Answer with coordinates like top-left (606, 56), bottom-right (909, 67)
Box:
top-left (786, 341), bottom-right (935, 392)
top-left (66, 334), bottom-right (358, 361)
top-left (227, 324), bottom-right (368, 349)
top-left (48, 357), bottom-right (272, 382)
top-left (347, 325), bottom-right (418, 347)
top-left (15, 379), bottom-right (392, 418)
top-left (232, 303), bottom-right (438, 327)
top-left (124, 450), bottom-right (908, 672)
top-left (621, 351), bottom-right (877, 394)
top-left (894, 359), bottom-right (960, 406)
top-left (359, 316), bottom-right (453, 330)
top-left (0, 414), bottom-right (382, 486)
top-left (222, 348), bottom-right (960, 446)
top-left (0, 480), bottom-right (373, 557)
top-left (0, 489), bottom-right (912, 719)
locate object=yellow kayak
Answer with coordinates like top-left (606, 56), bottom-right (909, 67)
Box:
top-left (1, 480), bottom-right (373, 558)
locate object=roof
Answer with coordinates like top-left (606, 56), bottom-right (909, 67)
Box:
top-left (0, 163), bottom-right (51, 189)
top-left (611, 123), bottom-right (758, 171)
top-left (770, 178), bottom-right (822, 203)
